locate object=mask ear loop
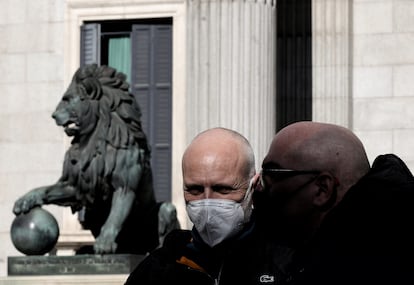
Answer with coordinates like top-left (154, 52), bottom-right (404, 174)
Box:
top-left (244, 173), bottom-right (261, 201)
top-left (244, 177), bottom-right (254, 199)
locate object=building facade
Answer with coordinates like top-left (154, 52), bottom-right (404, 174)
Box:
top-left (0, 0), bottom-right (414, 277)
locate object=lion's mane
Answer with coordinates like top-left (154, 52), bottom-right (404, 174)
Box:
top-left (61, 64), bottom-right (154, 208)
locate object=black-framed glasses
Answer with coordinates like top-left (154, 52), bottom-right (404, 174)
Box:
top-left (260, 168), bottom-right (321, 184)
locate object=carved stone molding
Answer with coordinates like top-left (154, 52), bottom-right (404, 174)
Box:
top-left (312, 0), bottom-right (352, 127)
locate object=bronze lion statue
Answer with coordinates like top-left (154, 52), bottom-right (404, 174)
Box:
top-left (13, 64), bottom-right (180, 254)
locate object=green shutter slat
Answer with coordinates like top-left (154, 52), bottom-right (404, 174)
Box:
top-left (80, 23), bottom-right (101, 65)
top-left (131, 24), bottom-right (172, 203)
top-left (152, 25), bottom-right (172, 202)
top-left (132, 25), bottom-right (152, 134)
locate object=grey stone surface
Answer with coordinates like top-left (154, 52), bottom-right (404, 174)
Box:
top-left (8, 254), bottom-right (145, 276)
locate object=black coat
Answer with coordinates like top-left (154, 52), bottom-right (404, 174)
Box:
top-left (291, 154), bottom-right (414, 285)
top-left (124, 218), bottom-right (294, 285)
top-left (125, 154), bottom-right (414, 285)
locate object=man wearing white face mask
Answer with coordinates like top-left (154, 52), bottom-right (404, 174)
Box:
top-left (124, 127), bottom-right (257, 285)
top-left (183, 127), bottom-right (255, 248)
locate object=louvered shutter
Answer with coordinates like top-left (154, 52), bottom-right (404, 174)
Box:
top-left (80, 23), bottom-right (101, 65)
top-left (131, 24), bottom-right (172, 202)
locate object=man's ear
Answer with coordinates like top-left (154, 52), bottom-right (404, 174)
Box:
top-left (312, 172), bottom-right (338, 209)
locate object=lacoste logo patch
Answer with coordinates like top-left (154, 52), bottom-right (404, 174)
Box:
top-left (259, 274), bottom-right (275, 283)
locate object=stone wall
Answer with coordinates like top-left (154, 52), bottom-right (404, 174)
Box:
top-left (311, 0), bottom-right (414, 170)
top-left (0, 0), bottom-right (67, 277)
top-left (352, 0), bottom-right (414, 170)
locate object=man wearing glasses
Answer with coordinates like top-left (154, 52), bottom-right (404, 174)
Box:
top-left (253, 121), bottom-right (414, 285)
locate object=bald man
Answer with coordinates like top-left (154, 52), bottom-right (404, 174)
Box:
top-left (182, 128), bottom-right (256, 247)
top-left (255, 121), bottom-right (414, 285)
top-left (125, 127), bottom-right (258, 285)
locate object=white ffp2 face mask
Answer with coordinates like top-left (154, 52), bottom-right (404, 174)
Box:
top-left (186, 180), bottom-right (254, 247)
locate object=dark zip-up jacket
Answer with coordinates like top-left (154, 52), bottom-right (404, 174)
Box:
top-left (124, 217), bottom-right (293, 285)
top-left (126, 154), bottom-right (414, 285)
top-left (289, 154), bottom-right (414, 285)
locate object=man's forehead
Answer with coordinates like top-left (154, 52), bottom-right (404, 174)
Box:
top-left (262, 135), bottom-right (300, 169)
top-left (183, 167), bottom-right (244, 187)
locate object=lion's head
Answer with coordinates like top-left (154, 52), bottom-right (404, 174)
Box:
top-left (52, 64), bottom-right (150, 155)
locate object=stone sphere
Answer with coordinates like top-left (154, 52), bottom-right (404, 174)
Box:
top-left (11, 207), bottom-right (60, 255)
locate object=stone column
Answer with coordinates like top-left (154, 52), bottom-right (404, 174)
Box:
top-left (312, 0), bottom-right (351, 127)
top-left (186, 0), bottom-right (276, 162)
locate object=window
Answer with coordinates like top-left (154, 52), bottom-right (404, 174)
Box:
top-left (80, 19), bottom-right (173, 202)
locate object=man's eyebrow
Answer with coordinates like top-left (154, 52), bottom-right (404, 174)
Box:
top-left (211, 184), bottom-right (237, 190)
top-left (183, 183), bottom-right (203, 189)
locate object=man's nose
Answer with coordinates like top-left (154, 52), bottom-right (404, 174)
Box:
top-left (204, 188), bottom-right (214, 199)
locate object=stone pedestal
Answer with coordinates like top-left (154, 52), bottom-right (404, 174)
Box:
top-left (0, 275), bottom-right (128, 285)
top-left (8, 254), bottom-right (144, 276)
top-left (1, 254), bottom-right (144, 285)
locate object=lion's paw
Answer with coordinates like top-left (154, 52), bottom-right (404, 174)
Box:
top-left (93, 229), bottom-right (118, 254)
top-left (13, 192), bottom-right (44, 215)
